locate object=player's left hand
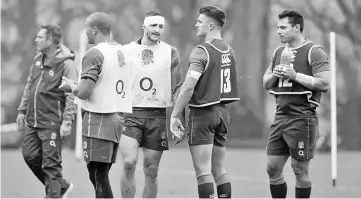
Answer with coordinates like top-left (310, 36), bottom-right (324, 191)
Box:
top-left (59, 76), bottom-right (75, 92)
top-left (279, 64), bottom-right (297, 80)
top-left (60, 120), bottom-right (72, 138)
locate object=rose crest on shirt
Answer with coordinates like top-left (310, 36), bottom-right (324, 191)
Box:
top-left (141, 49), bottom-right (154, 66)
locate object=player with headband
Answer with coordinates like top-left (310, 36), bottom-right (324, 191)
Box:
top-left (119, 11), bottom-right (184, 198)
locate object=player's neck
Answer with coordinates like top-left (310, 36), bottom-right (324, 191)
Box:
top-left (287, 36), bottom-right (306, 49)
top-left (94, 35), bottom-right (112, 45)
top-left (205, 31), bottom-right (222, 42)
top-left (43, 46), bottom-right (58, 60)
top-left (141, 36), bottom-right (159, 46)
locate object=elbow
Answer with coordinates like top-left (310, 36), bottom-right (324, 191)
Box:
top-left (74, 90), bottom-right (90, 100)
top-left (323, 80), bottom-right (330, 92)
top-left (321, 85), bottom-right (329, 93)
top-left (263, 81), bottom-right (271, 90)
top-left (263, 82), bottom-right (269, 90)
top-left (182, 87), bottom-right (195, 95)
top-left (77, 92), bottom-right (90, 100)
top-left (180, 83), bottom-right (194, 93)
top-left (319, 80), bottom-right (330, 93)
top-left (262, 77), bottom-right (266, 88)
top-left (314, 84), bottom-right (329, 93)
top-left (178, 87), bottom-right (194, 99)
top-left (262, 76), bottom-right (272, 90)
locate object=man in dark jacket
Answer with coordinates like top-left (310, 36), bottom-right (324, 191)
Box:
top-left (16, 24), bottom-right (78, 198)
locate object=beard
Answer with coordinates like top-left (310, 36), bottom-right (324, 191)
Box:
top-left (147, 32), bottom-right (160, 42)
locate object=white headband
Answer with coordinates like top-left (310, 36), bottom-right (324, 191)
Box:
top-left (143, 16), bottom-right (165, 27)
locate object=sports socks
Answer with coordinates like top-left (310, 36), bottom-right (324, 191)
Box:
top-left (197, 174), bottom-right (214, 198)
top-left (215, 174), bottom-right (231, 198)
top-left (269, 175), bottom-right (287, 198)
top-left (295, 180), bottom-right (312, 198)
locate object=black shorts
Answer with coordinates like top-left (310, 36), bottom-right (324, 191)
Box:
top-left (188, 103), bottom-right (230, 147)
top-left (122, 108), bottom-right (168, 151)
top-left (267, 114), bottom-right (319, 161)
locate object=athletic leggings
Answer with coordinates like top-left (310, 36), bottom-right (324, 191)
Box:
top-left (87, 161), bottom-right (113, 198)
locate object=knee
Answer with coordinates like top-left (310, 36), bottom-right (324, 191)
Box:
top-left (193, 161), bottom-right (212, 178)
top-left (211, 165), bottom-right (226, 179)
top-left (123, 160), bottom-right (137, 174)
top-left (124, 160), bottom-right (137, 173)
top-left (143, 164), bottom-right (159, 179)
top-left (267, 163), bottom-right (283, 178)
top-left (291, 163), bottom-right (308, 178)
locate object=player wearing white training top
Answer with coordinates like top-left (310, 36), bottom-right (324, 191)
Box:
top-left (119, 10), bottom-right (184, 198)
top-left (60, 12), bottom-right (132, 198)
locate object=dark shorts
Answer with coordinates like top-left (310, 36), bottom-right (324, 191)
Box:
top-left (82, 112), bottom-right (125, 163)
top-left (82, 112), bottom-right (125, 143)
top-left (188, 103), bottom-right (230, 147)
top-left (82, 136), bottom-right (119, 163)
top-left (122, 108), bottom-right (168, 151)
top-left (267, 114), bottom-right (319, 161)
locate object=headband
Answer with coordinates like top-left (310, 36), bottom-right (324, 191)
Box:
top-left (143, 16), bottom-right (165, 27)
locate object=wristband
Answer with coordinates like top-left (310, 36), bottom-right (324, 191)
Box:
top-left (295, 73), bottom-right (315, 88)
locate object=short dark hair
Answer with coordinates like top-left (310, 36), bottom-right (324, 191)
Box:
top-left (41, 24), bottom-right (62, 45)
top-left (145, 10), bottom-right (164, 18)
top-left (278, 10), bottom-right (304, 33)
top-left (199, 6), bottom-right (226, 27)
top-left (87, 12), bottom-right (112, 35)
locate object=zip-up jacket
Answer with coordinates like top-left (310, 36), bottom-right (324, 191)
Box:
top-left (18, 45), bottom-right (78, 129)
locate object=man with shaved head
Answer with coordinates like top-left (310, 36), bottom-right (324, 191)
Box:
top-left (60, 12), bottom-right (132, 198)
top-left (118, 10), bottom-right (184, 198)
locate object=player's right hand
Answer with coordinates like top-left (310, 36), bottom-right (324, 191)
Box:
top-left (170, 117), bottom-right (184, 136)
top-left (173, 129), bottom-right (186, 145)
top-left (170, 117), bottom-right (186, 145)
top-left (16, 113), bottom-right (26, 130)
